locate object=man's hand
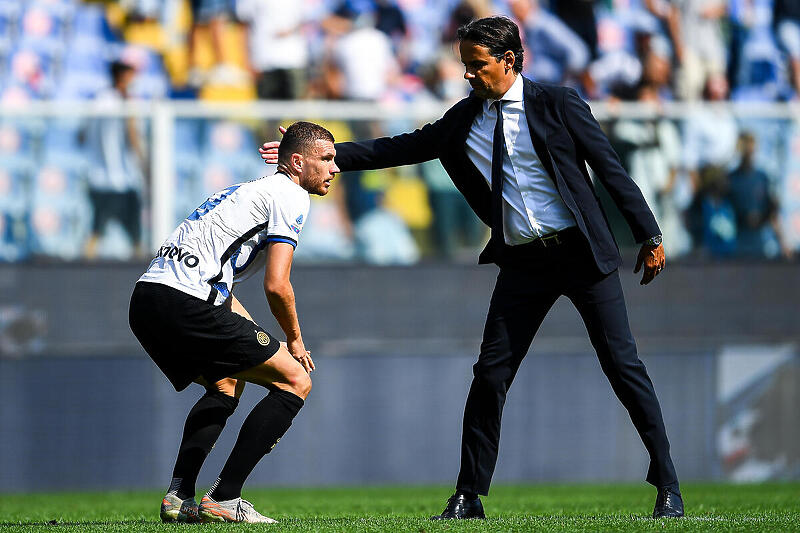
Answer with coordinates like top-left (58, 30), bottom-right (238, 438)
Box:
top-left (258, 126), bottom-right (287, 165)
top-left (286, 338), bottom-right (315, 373)
top-left (634, 243), bottom-right (665, 285)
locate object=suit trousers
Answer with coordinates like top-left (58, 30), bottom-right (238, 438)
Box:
top-left (456, 233), bottom-right (678, 495)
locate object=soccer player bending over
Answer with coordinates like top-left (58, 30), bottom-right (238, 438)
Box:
top-left (129, 122), bottom-right (339, 523)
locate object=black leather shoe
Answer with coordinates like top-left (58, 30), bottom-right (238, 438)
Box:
top-left (430, 493), bottom-right (486, 520)
top-left (653, 487), bottom-right (684, 518)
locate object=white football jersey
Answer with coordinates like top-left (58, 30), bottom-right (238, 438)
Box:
top-left (139, 173), bottom-right (309, 305)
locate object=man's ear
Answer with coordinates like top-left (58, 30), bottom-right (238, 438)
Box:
top-left (504, 51), bottom-right (515, 71)
top-left (291, 152), bottom-right (304, 173)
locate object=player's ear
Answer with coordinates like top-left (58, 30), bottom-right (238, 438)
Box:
top-left (291, 152), bottom-right (303, 173)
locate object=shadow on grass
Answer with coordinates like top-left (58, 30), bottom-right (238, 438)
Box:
top-left (0, 520), bottom-right (151, 527)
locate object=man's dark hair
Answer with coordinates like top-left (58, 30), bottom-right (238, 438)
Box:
top-left (278, 121), bottom-right (335, 164)
top-left (456, 16), bottom-right (524, 74)
top-left (110, 60), bottom-right (135, 86)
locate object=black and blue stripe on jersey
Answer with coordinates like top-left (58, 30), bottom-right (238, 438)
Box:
top-left (206, 226), bottom-right (298, 304)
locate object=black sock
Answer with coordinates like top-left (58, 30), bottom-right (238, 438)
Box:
top-left (456, 490), bottom-right (478, 500)
top-left (207, 389), bottom-right (304, 501)
top-left (170, 391), bottom-right (238, 499)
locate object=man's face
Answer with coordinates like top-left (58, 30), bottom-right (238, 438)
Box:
top-left (459, 40), bottom-right (514, 100)
top-left (299, 139), bottom-right (339, 196)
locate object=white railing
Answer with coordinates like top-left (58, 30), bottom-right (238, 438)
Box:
top-left (3, 99), bottom-right (800, 250)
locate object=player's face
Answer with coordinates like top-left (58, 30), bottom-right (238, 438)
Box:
top-left (300, 139), bottom-right (339, 196)
top-left (459, 40), bottom-right (514, 100)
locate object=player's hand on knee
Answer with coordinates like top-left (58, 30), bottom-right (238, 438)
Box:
top-left (298, 351), bottom-right (315, 373)
top-left (287, 338), bottom-right (315, 373)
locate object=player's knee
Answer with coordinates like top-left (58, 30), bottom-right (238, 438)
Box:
top-left (288, 370), bottom-right (312, 399)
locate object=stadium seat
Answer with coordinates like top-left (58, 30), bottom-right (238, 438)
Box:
top-left (201, 120), bottom-right (262, 182)
top-left (18, 0), bottom-right (74, 58)
top-left (174, 119), bottom-right (204, 223)
top-left (0, 5), bottom-right (14, 58)
top-left (0, 121), bottom-right (36, 175)
top-left (0, 165), bottom-right (29, 261)
top-left (58, 45), bottom-right (110, 99)
top-left (5, 46), bottom-right (55, 97)
top-left (40, 119), bottom-right (88, 174)
top-left (118, 44), bottom-right (169, 99)
top-left (28, 164), bottom-right (90, 259)
top-left (69, 3), bottom-right (115, 51)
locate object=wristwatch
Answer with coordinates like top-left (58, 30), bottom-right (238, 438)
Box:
top-left (644, 234), bottom-right (663, 247)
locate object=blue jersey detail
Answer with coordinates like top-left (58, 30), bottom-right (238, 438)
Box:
top-left (266, 236), bottom-right (297, 248)
top-left (212, 281), bottom-right (230, 299)
top-left (188, 185), bottom-right (240, 221)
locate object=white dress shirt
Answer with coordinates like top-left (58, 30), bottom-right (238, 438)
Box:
top-left (465, 74), bottom-right (575, 245)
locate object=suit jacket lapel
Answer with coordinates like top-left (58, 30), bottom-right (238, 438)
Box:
top-left (455, 92), bottom-right (483, 146)
top-left (523, 77), bottom-right (548, 150)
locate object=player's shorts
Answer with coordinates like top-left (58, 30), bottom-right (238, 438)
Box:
top-left (129, 281), bottom-right (280, 392)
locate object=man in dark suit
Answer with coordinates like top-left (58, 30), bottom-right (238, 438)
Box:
top-left (260, 15), bottom-right (683, 520)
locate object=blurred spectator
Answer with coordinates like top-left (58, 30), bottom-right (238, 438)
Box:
top-left (689, 165), bottom-right (737, 257)
top-left (186, 0), bottom-right (244, 86)
top-left (612, 85), bottom-right (690, 256)
top-left (773, 0), bottom-right (800, 98)
top-left (728, 132), bottom-right (792, 258)
top-left (323, 12), bottom-right (399, 101)
top-left (683, 73), bottom-right (739, 188)
top-left (419, 52), bottom-right (470, 102)
top-left (639, 37), bottom-right (675, 100)
top-left (84, 60), bottom-right (147, 259)
top-left (673, 0), bottom-right (728, 101)
top-left (236, 0), bottom-right (309, 100)
top-left (354, 193), bottom-right (420, 264)
top-left (509, 0), bottom-right (590, 87)
top-left (552, 0), bottom-right (599, 59)
top-left (420, 159), bottom-right (484, 259)
top-left (729, 0), bottom-right (793, 102)
top-left (586, 4), bottom-right (645, 99)
top-left (441, 1), bottom-right (492, 46)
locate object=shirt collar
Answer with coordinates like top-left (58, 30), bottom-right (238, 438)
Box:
top-left (487, 74), bottom-right (523, 106)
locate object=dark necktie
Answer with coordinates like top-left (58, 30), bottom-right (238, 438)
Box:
top-left (490, 100), bottom-right (505, 251)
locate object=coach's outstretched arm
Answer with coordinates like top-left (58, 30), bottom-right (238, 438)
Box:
top-left (263, 241), bottom-right (314, 373)
top-left (260, 109), bottom-right (458, 171)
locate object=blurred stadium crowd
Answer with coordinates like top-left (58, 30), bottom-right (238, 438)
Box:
top-left (1, 0), bottom-right (799, 263)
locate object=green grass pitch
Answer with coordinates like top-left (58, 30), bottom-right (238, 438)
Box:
top-left (1, 483), bottom-right (798, 532)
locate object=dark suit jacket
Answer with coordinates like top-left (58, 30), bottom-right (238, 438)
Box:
top-left (334, 76), bottom-right (660, 274)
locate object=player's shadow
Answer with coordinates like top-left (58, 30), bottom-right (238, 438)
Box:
top-left (0, 520), bottom-right (153, 528)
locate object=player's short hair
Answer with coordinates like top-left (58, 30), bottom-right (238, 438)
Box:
top-left (278, 122), bottom-right (335, 164)
top-left (456, 16), bottom-right (524, 74)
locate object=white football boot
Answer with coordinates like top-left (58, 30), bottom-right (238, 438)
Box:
top-left (160, 492), bottom-right (200, 523)
top-left (199, 495), bottom-right (277, 523)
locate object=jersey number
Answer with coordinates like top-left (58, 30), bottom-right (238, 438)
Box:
top-left (187, 185), bottom-right (240, 221)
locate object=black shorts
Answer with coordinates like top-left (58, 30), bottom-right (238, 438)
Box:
top-left (129, 281), bottom-right (280, 391)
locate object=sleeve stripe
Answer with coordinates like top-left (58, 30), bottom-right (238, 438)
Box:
top-left (266, 236), bottom-right (298, 248)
